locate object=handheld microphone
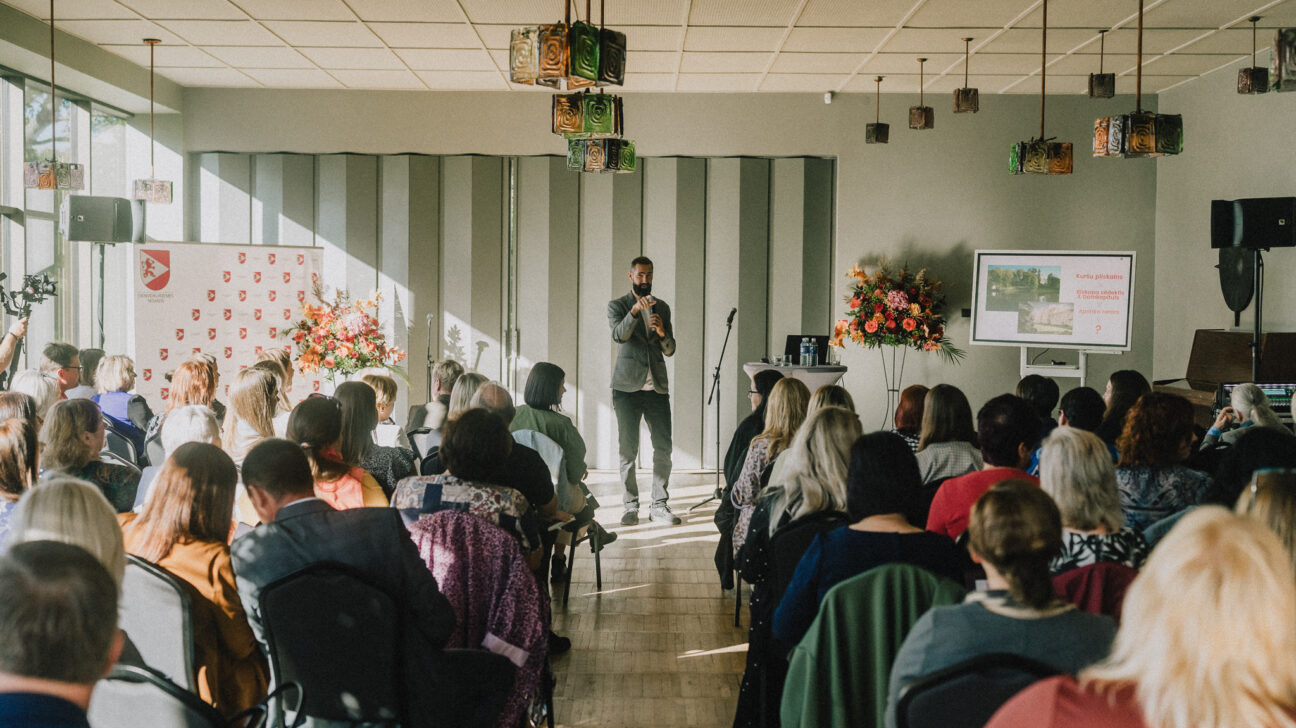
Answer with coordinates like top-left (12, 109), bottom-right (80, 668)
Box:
top-left (727, 307), bottom-right (737, 325)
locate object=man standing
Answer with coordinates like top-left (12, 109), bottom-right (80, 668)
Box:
top-left (608, 256), bottom-right (680, 526)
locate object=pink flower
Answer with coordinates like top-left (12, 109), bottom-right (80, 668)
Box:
top-left (886, 289), bottom-right (909, 311)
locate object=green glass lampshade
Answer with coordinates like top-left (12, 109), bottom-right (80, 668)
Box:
top-left (1274, 29), bottom-right (1296, 91)
top-left (567, 139), bottom-right (584, 171)
top-left (568, 21), bottom-right (599, 86)
top-left (599, 28), bottom-right (626, 86)
top-left (953, 88), bottom-right (979, 113)
top-left (908, 106), bottom-right (934, 129)
top-left (616, 139), bottom-right (636, 173)
top-left (1010, 139), bottom-right (1072, 175)
top-left (581, 92), bottom-right (618, 138)
top-left (1155, 114), bottom-right (1184, 155)
top-left (1088, 73), bottom-right (1116, 98)
top-left (866, 122), bottom-right (889, 144)
top-left (509, 28), bottom-right (540, 84)
top-left (1238, 67), bottom-right (1270, 94)
top-left (1009, 142), bottom-right (1023, 174)
top-left (552, 93), bottom-right (583, 135)
top-left (536, 23), bottom-right (569, 88)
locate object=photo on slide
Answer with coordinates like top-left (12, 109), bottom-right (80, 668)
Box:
top-left (1017, 301), bottom-right (1074, 335)
top-left (986, 265), bottom-right (1062, 312)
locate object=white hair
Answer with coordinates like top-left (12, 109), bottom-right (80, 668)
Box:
top-left (1231, 383), bottom-right (1283, 429)
top-left (10, 369), bottom-right (61, 421)
top-left (161, 405), bottom-right (221, 456)
top-left (1039, 426), bottom-right (1123, 531)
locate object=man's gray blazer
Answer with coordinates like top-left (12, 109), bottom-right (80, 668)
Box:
top-left (608, 291), bottom-right (676, 394)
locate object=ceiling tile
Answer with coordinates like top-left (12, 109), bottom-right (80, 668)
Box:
top-left (329, 69), bottom-right (426, 89)
top-left (203, 45), bottom-right (314, 68)
top-left (299, 47), bottom-right (404, 69)
top-left (620, 72), bottom-right (678, 91)
top-left (468, 0), bottom-right (691, 25)
top-left (920, 73), bottom-right (1038, 93)
top-left (1047, 53), bottom-right (1137, 75)
top-left (797, 0), bottom-right (916, 27)
top-left (1144, 0), bottom-right (1253, 29)
top-left (368, 22), bottom-right (481, 48)
top-left (684, 26), bottom-right (785, 52)
top-left (675, 73), bottom-right (763, 91)
top-left (1137, 52), bottom-right (1250, 75)
top-left (457, 0), bottom-right (560, 24)
top-left (1124, 74), bottom-right (1199, 93)
top-left (680, 51), bottom-right (774, 74)
top-left (413, 69), bottom-right (509, 89)
top-left (476, 25), bottom-right (513, 50)
top-left (626, 26), bottom-right (688, 52)
top-left (117, 0), bottom-right (244, 20)
top-left (886, 28), bottom-right (1023, 54)
top-left (157, 67), bottom-right (260, 87)
top-left (1177, 28), bottom-right (1260, 54)
top-left (155, 20), bottom-right (283, 45)
top-left (863, 52), bottom-right (964, 74)
top-left (396, 48), bottom-right (497, 71)
top-left (627, 50), bottom-right (683, 73)
top-left (783, 27), bottom-right (891, 53)
top-left (688, 0), bottom-right (801, 27)
top-left (770, 52), bottom-right (861, 74)
top-left (102, 43), bottom-right (226, 67)
top-left (1262, 5), bottom-right (1296, 26)
top-left (1087, 28), bottom-right (1218, 55)
top-left (235, 0), bottom-right (354, 21)
top-left (347, 0), bottom-right (463, 23)
top-left (843, 72), bottom-right (1018, 92)
top-left (260, 20), bottom-right (383, 47)
top-left (758, 73), bottom-right (848, 91)
top-left (1036, 0), bottom-right (1136, 29)
top-left (4, 0), bottom-right (136, 19)
top-left (966, 53), bottom-right (1063, 74)
top-left (906, 0), bottom-right (1037, 29)
top-left (241, 68), bottom-right (344, 87)
top-left (56, 19), bottom-right (186, 45)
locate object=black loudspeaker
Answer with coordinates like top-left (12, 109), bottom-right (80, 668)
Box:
top-left (1211, 196), bottom-right (1296, 249)
top-left (1217, 247), bottom-right (1255, 315)
top-left (66, 195), bottom-right (142, 243)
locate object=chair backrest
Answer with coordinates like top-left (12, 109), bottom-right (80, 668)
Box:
top-left (894, 653), bottom-right (1060, 728)
top-left (103, 417), bottom-right (140, 466)
top-left (912, 477), bottom-right (950, 529)
top-left (121, 556), bottom-right (198, 692)
top-left (1052, 561), bottom-right (1139, 623)
top-left (513, 429), bottom-right (578, 511)
top-left (259, 562), bottom-right (403, 725)
top-left (768, 511), bottom-right (850, 606)
top-left (406, 427), bottom-right (440, 460)
top-left (89, 663), bottom-right (225, 728)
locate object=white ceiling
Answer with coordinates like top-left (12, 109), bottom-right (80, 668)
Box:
top-left (3, 0), bottom-right (1295, 95)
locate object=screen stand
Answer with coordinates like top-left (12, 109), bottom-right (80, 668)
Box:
top-left (1019, 348), bottom-right (1096, 388)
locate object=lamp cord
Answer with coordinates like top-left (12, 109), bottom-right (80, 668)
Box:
top-left (918, 58), bottom-right (925, 106)
top-left (1099, 29), bottom-right (1106, 74)
top-left (964, 38), bottom-right (970, 87)
top-left (1040, 0), bottom-right (1047, 139)
top-left (875, 76), bottom-right (881, 123)
top-left (1136, 0), bottom-right (1144, 113)
top-left (49, 0), bottom-right (56, 164)
top-left (149, 41), bottom-right (156, 179)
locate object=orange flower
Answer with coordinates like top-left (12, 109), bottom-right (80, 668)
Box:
top-left (902, 318), bottom-right (917, 331)
top-left (864, 320), bottom-right (879, 333)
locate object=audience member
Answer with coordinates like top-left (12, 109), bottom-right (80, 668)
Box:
top-left (254, 347), bottom-right (294, 414)
top-left (775, 432), bottom-right (964, 648)
top-left (0, 419), bottom-right (38, 552)
top-left (808, 384), bottom-right (855, 415)
top-left (0, 541), bottom-right (122, 726)
top-left (335, 381), bottom-right (415, 497)
top-left (9, 477), bottom-right (126, 586)
top-left (715, 369), bottom-right (783, 586)
top-left (1115, 392), bottom-right (1210, 532)
top-left (1236, 468), bottom-right (1296, 580)
top-left (144, 359), bottom-right (218, 463)
top-left (220, 368), bottom-right (278, 465)
top-left (407, 358), bottom-right (463, 440)
top-left (39, 400), bottom-right (138, 513)
top-left (119, 443), bottom-right (268, 715)
top-left (1203, 383), bottom-right (1292, 448)
top-left (1016, 374), bottom-right (1060, 440)
top-left (0, 316), bottom-right (27, 377)
top-left (188, 353), bottom-right (226, 422)
top-left (1208, 427), bottom-right (1296, 508)
top-left (914, 384), bottom-right (982, 484)
top-left (232, 439), bottom-right (513, 728)
top-left (1040, 427), bottom-right (1148, 574)
top-left (38, 342), bottom-right (80, 397)
top-left (1094, 370), bottom-right (1150, 446)
top-left (10, 370), bottom-right (60, 424)
top-left (731, 378), bottom-right (810, 558)
top-left (987, 507), bottom-right (1296, 728)
top-left (891, 384), bottom-right (928, 452)
top-left (1027, 386), bottom-right (1114, 476)
top-left (135, 404), bottom-right (222, 511)
top-left (0, 392), bottom-right (37, 434)
top-left (732, 406), bottom-right (859, 728)
top-left (361, 371), bottom-right (407, 446)
top-left (926, 394), bottom-right (1040, 540)
top-left (286, 395), bottom-right (387, 509)
top-left (888, 481), bottom-right (1116, 728)
top-left (510, 363), bottom-right (587, 513)
top-left (63, 348), bottom-right (103, 400)
top-left (92, 355), bottom-right (154, 459)
top-left (249, 359), bottom-right (291, 437)
top-left (446, 371), bottom-right (488, 420)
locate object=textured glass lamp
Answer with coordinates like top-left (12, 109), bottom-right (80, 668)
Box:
top-left (581, 92), bottom-right (619, 138)
top-left (132, 38), bottom-right (174, 203)
top-left (510, 27), bottom-right (540, 84)
top-left (1239, 17), bottom-right (1270, 94)
top-left (552, 93), bottom-right (583, 134)
top-left (953, 39), bottom-right (979, 113)
top-left (1011, 0), bottom-right (1072, 175)
top-left (1088, 29), bottom-right (1116, 98)
top-left (599, 28), bottom-right (626, 85)
top-left (866, 76), bottom-right (890, 144)
top-left (615, 139), bottom-right (636, 173)
top-left (23, 1), bottom-right (83, 191)
top-left (515, 1), bottom-right (625, 89)
top-left (909, 58), bottom-right (934, 129)
top-left (568, 19), bottom-right (600, 87)
top-left (536, 22), bottom-right (570, 88)
top-left (1093, 0), bottom-right (1184, 159)
top-left (1274, 28), bottom-right (1296, 91)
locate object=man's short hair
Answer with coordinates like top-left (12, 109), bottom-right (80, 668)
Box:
top-left (629, 255), bottom-right (653, 270)
top-left (440, 408), bottom-right (512, 482)
top-left (470, 382), bottom-right (516, 425)
top-left (977, 394), bottom-right (1041, 467)
top-left (0, 541), bottom-right (118, 685)
top-left (1015, 375), bottom-right (1060, 420)
top-left (432, 359), bottom-right (464, 394)
top-left (242, 438), bottom-right (315, 498)
top-left (1058, 386), bottom-right (1107, 432)
top-left (40, 342), bottom-right (78, 373)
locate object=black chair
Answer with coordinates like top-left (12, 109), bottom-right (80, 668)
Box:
top-left (259, 563), bottom-right (404, 726)
top-left (89, 664), bottom-right (228, 728)
top-left (103, 416), bottom-right (142, 467)
top-left (560, 519), bottom-right (602, 607)
top-left (121, 555), bottom-right (199, 693)
top-left (894, 652), bottom-right (1060, 728)
top-left (911, 477), bottom-right (951, 529)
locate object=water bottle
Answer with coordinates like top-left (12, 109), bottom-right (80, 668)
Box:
top-left (808, 338), bottom-right (818, 367)
top-left (800, 337), bottom-right (810, 366)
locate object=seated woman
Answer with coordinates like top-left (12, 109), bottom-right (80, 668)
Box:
top-left (9, 477), bottom-right (127, 585)
top-left (286, 395), bottom-right (387, 510)
top-left (731, 378), bottom-right (811, 558)
top-left (134, 405), bottom-right (222, 512)
top-left (715, 369), bottom-right (783, 586)
top-left (1115, 392), bottom-right (1211, 532)
top-left (392, 408), bottom-right (542, 571)
top-left (1204, 383), bottom-right (1293, 449)
top-left (891, 384), bottom-right (928, 452)
top-left (250, 359), bottom-right (292, 438)
top-left (221, 368), bottom-right (279, 466)
top-left (773, 432), bottom-right (965, 648)
top-left (120, 442), bottom-right (269, 716)
top-left (915, 384), bottom-right (982, 484)
top-left (93, 354), bottom-right (155, 461)
top-left (145, 359), bottom-right (219, 464)
top-left (1236, 468), bottom-right (1296, 578)
top-left (987, 507), bottom-right (1296, 728)
top-left (887, 481), bottom-right (1117, 728)
top-left (1093, 370), bottom-right (1150, 447)
top-left (9, 369), bottom-right (61, 426)
top-left (39, 399), bottom-right (139, 513)
top-left (1040, 427), bottom-right (1149, 574)
top-left (335, 381), bottom-right (416, 498)
top-left (0, 418), bottom-right (38, 551)
top-left (418, 372), bottom-right (489, 476)
top-left (732, 405), bottom-right (860, 728)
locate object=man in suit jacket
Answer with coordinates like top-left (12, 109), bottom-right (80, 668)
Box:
top-left (608, 256), bottom-right (680, 526)
top-left (231, 439), bottom-right (512, 728)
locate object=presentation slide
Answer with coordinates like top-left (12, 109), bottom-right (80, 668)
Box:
top-left (970, 250), bottom-right (1135, 351)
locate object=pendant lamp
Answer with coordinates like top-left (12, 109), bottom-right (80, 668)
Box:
top-left (1093, 0), bottom-right (1183, 158)
top-left (511, 0), bottom-right (625, 89)
top-left (1011, 0), bottom-right (1072, 175)
top-left (954, 38), bottom-right (979, 113)
top-left (132, 38), bottom-right (173, 204)
top-left (22, 0), bottom-right (83, 191)
top-left (866, 76), bottom-right (889, 143)
top-left (909, 58), bottom-right (934, 129)
top-left (1088, 29), bottom-right (1116, 98)
top-left (1239, 17), bottom-right (1269, 94)
top-left (1275, 28), bottom-right (1296, 91)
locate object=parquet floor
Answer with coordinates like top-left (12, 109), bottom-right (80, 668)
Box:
top-left (550, 470), bottom-right (746, 728)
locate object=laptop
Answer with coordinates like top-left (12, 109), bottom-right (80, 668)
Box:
top-left (783, 334), bottom-right (830, 366)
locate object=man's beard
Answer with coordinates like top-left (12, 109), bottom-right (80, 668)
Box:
top-left (632, 282), bottom-right (652, 297)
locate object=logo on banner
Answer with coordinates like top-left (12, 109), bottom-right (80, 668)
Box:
top-left (223, 309), bottom-right (232, 320)
top-left (268, 327), bottom-right (278, 338)
top-left (313, 381), bottom-right (321, 392)
top-left (296, 291), bottom-right (306, 302)
top-left (238, 252), bottom-right (247, 264)
top-left (268, 253), bottom-right (277, 265)
top-left (207, 290), bottom-right (216, 302)
top-left (224, 385), bottom-right (230, 396)
top-left (207, 328), bottom-right (216, 340)
top-left (296, 254), bottom-right (305, 265)
top-left (191, 309), bottom-right (200, 321)
top-left (175, 329), bottom-right (185, 341)
top-left (161, 387), bottom-right (169, 400)
top-left (282, 272), bottom-right (292, 284)
top-left (159, 348), bottom-right (169, 361)
top-left (192, 348), bottom-right (201, 355)
top-left (238, 328), bottom-right (247, 339)
top-left (253, 272), bottom-right (262, 283)
top-left (268, 291), bottom-right (277, 302)
top-left (140, 250), bottom-right (171, 291)
top-left (142, 369), bottom-right (151, 381)
top-left (254, 309), bottom-right (262, 320)
top-left (254, 346), bottom-right (264, 356)
top-left (282, 309), bottom-right (292, 320)
top-left (222, 271), bottom-right (231, 283)
top-left (311, 273), bottom-right (319, 285)
top-left (238, 291), bottom-right (247, 302)
top-left (224, 347), bottom-right (233, 359)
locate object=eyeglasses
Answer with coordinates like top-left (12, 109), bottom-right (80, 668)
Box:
top-left (748, 390), bottom-right (759, 395)
top-left (65, 366), bottom-right (81, 370)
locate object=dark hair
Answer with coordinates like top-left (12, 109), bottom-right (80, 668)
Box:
top-left (78, 349), bottom-right (105, 388)
top-left (967, 480), bottom-right (1063, 609)
top-left (1015, 375), bottom-right (1060, 420)
top-left (1209, 427), bottom-right (1296, 505)
top-left (846, 432), bottom-right (922, 521)
top-left (977, 394), bottom-right (1040, 467)
top-left (751, 369), bottom-right (784, 423)
top-left (0, 418), bottom-right (38, 502)
top-left (40, 341), bottom-right (78, 370)
top-left (286, 396), bottom-right (350, 482)
top-left (334, 381), bottom-right (378, 466)
top-left (0, 392), bottom-right (37, 432)
top-left (1117, 392), bottom-right (1195, 467)
top-left (523, 362), bottom-right (565, 410)
top-left (1101, 369), bottom-right (1151, 433)
top-left (242, 438), bottom-right (315, 498)
top-left (629, 256), bottom-right (653, 270)
top-left (440, 408), bottom-right (512, 482)
top-left (0, 540), bottom-right (119, 684)
top-left (1058, 386), bottom-right (1106, 432)
top-left (894, 384), bottom-right (929, 433)
top-left (918, 384), bottom-right (977, 450)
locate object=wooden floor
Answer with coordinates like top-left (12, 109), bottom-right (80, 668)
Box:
top-left (550, 470), bottom-right (746, 728)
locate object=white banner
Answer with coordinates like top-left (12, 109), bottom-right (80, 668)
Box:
top-left (132, 242), bottom-right (324, 408)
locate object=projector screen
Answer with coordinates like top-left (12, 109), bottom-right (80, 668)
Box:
top-left (970, 250), bottom-right (1136, 351)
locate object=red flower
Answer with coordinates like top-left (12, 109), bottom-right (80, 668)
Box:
top-left (864, 320), bottom-right (879, 333)
top-left (323, 356), bottom-right (335, 368)
top-left (873, 302), bottom-right (884, 313)
top-left (902, 318), bottom-right (917, 331)
top-left (886, 319), bottom-right (897, 330)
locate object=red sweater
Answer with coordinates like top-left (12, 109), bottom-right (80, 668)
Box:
top-left (986, 676), bottom-right (1146, 728)
top-left (925, 467), bottom-right (1038, 540)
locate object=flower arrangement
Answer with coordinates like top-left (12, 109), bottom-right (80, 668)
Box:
top-left (831, 259), bottom-right (966, 364)
top-left (284, 286), bottom-right (406, 381)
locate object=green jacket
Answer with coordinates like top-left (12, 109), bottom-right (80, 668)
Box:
top-left (781, 563), bottom-right (966, 728)
top-left (509, 405), bottom-right (587, 491)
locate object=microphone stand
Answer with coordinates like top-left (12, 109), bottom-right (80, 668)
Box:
top-left (691, 308), bottom-right (735, 511)
top-left (424, 313), bottom-right (435, 401)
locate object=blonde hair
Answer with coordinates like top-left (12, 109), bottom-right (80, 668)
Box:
top-left (807, 385), bottom-right (855, 415)
top-left (39, 399), bottom-right (101, 471)
top-left (221, 368), bottom-right (278, 458)
top-left (10, 477), bottom-right (126, 588)
top-left (1232, 383), bottom-right (1284, 429)
top-left (10, 369), bottom-right (61, 421)
top-left (250, 359), bottom-right (292, 415)
top-left (361, 373), bottom-right (398, 408)
top-left (161, 405), bottom-right (221, 456)
top-left (1237, 469), bottom-right (1296, 581)
top-left (1083, 507), bottom-right (1296, 728)
top-left (1039, 426), bottom-right (1123, 531)
top-left (447, 372), bottom-right (488, 419)
top-left (755, 378), bottom-right (811, 460)
top-left (767, 406), bottom-right (861, 535)
top-left (94, 355), bottom-right (136, 394)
